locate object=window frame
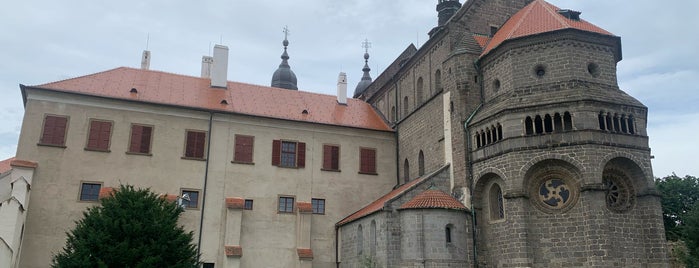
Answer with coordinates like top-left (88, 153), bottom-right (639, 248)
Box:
top-left (232, 134), bottom-right (255, 164)
top-left (180, 189), bottom-right (201, 210)
top-left (78, 181), bottom-right (102, 202)
top-left (311, 198), bottom-right (326, 215)
top-left (272, 140), bottom-right (305, 168)
top-left (321, 144), bottom-right (341, 172)
top-left (182, 129), bottom-right (207, 160)
top-left (38, 114), bottom-right (69, 148)
top-left (244, 199), bottom-right (254, 210)
top-left (278, 195), bottom-right (296, 214)
top-left (126, 123), bottom-right (154, 155)
top-left (359, 147), bottom-right (377, 175)
top-left (489, 183), bottom-right (505, 222)
top-left (84, 119), bottom-right (113, 152)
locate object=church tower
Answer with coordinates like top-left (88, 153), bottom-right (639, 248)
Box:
top-left (437, 0), bottom-right (461, 26)
top-left (353, 39), bottom-right (373, 97)
top-left (271, 26), bottom-right (298, 90)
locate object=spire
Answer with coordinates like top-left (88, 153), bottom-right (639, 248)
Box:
top-left (271, 26), bottom-right (298, 90)
top-left (353, 39), bottom-right (373, 96)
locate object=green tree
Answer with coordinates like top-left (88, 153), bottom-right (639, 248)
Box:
top-left (52, 185), bottom-right (199, 268)
top-left (656, 174), bottom-right (699, 241)
top-left (681, 202), bottom-right (699, 267)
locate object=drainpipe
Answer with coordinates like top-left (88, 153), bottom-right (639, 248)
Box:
top-left (394, 80), bottom-right (401, 186)
top-left (335, 226), bottom-right (340, 268)
top-left (467, 60), bottom-right (485, 268)
top-left (197, 112), bottom-right (214, 258)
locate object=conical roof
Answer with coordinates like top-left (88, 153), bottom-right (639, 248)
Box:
top-left (271, 38), bottom-right (298, 90)
top-left (481, 0), bottom-right (614, 58)
top-left (353, 52), bottom-right (372, 96)
top-left (399, 189), bottom-right (467, 210)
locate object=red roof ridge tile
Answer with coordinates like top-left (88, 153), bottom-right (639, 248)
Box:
top-left (399, 189), bottom-right (467, 210)
top-left (0, 157), bottom-right (16, 174)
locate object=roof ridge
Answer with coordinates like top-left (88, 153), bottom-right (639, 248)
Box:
top-left (33, 67), bottom-right (125, 88)
top-left (539, 0), bottom-right (570, 28)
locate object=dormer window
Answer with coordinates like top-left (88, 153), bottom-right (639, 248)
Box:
top-left (557, 9), bottom-right (581, 21)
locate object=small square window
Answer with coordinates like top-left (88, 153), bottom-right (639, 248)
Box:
top-left (181, 190), bottom-right (200, 209)
top-left (79, 183), bottom-right (101, 201)
top-left (312, 198), bottom-right (325, 215)
top-left (278, 196), bottom-right (295, 213)
top-left (203, 263), bottom-right (214, 268)
top-left (244, 199), bottom-right (253, 210)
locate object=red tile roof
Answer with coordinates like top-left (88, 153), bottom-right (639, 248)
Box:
top-left (28, 67), bottom-right (392, 132)
top-left (98, 187), bottom-right (115, 199)
top-left (473, 34), bottom-right (491, 48)
top-left (297, 248), bottom-right (313, 260)
top-left (297, 201), bottom-right (313, 213)
top-left (225, 197), bottom-right (245, 209)
top-left (481, 0), bottom-right (614, 57)
top-left (337, 176), bottom-right (426, 226)
top-left (399, 189), bottom-right (467, 210)
top-left (10, 159), bottom-right (38, 169)
top-left (0, 157), bottom-right (15, 174)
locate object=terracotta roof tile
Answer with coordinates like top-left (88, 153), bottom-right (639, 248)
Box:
top-left (399, 189), bottom-right (467, 210)
top-left (162, 194), bottom-right (179, 202)
top-left (337, 176), bottom-right (426, 226)
top-left (10, 159), bottom-right (38, 169)
top-left (473, 34), bottom-right (491, 48)
top-left (297, 201), bottom-right (313, 213)
top-left (225, 245), bottom-right (242, 257)
top-left (225, 197), bottom-right (245, 209)
top-left (0, 157), bottom-right (15, 174)
top-left (297, 248), bottom-right (313, 260)
top-left (481, 0), bottom-right (614, 57)
top-left (98, 187), bottom-right (115, 199)
top-left (28, 67), bottom-right (392, 132)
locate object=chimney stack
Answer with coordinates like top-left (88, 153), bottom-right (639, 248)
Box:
top-left (337, 72), bottom-right (348, 105)
top-left (211, 44), bottom-right (229, 88)
top-left (141, 50), bottom-right (151, 70)
top-left (201, 56), bottom-right (213, 78)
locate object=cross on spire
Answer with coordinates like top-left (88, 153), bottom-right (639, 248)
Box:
top-left (283, 26), bottom-right (290, 41)
top-left (362, 38), bottom-right (372, 53)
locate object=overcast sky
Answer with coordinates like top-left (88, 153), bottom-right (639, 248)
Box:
top-left (1, 0), bottom-right (697, 177)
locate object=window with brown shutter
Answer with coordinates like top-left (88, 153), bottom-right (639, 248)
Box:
top-left (272, 140), bottom-right (305, 168)
top-left (39, 115), bottom-right (68, 147)
top-left (85, 119), bottom-right (113, 152)
top-left (128, 124), bottom-right (153, 155)
top-left (322, 144), bottom-right (340, 171)
top-left (359, 147), bottom-right (377, 174)
top-left (184, 130), bottom-right (207, 159)
top-left (233, 135), bottom-right (254, 164)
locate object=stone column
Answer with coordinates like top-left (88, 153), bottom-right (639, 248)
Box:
top-left (296, 201), bottom-right (313, 268)
top-left (224, 197), bottom-right (244, 268)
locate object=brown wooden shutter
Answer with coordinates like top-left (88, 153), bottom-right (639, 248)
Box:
top-left (99, 122), bottom-right (112, 150)
top-left (360, 148), bottom-right (376, 174)
top-left (322, 145), bottom-right (332, 170)
top-left (140, 126), bottom-right (152, 153)
top-left (42, 115), bottom-right (67, 146)
top-left (185, 131), bottom-right (196, 157)
top-left (129, 125), bottom-right (142, 152)
top-left (194, 132), bottom-right (206, 158)
top-left (40, 116), bottom-right (55, 144)
top-left (54, 116), bottom-right (67, 145)
top-left (297, 142), bottom-right (306, 168)
top-left (331, 146), bottom-right (340, 170)
top-left (87, 120), bottom-right (101, 149)
top-left (234, 135), bottom-right (254, 163)
top-left (271, 140), bottom-right (281, 166)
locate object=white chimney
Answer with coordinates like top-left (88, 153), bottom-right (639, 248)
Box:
top-left (201, 56), bottom-right (213, 78)
top-left (211, 44), bottom-right (229, 88)
top-left (337, 72), bottom-right (347, 105)
top-left (141, 50), bottom-right (151, 70)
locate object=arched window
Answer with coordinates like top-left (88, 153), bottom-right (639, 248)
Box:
top-left (416, 77), bottom-right (424, 103)
top-left (357, 225), bottom-right (363, 255)
top-left (435, 69), bottom-right (442, 92)
top-left (497, 124), bottom-right (503, 141)
top-left (404, 159), bottom-right (410, 183)
top-left (418, 150), bottom-right (425, 176)
top-left (391, 106), bottom-right (396, 122)
top-left (554, 113), bottom-right (563, 132)
top-left (370, 220), bottom-right (377, 256)
top-left (490, 126), bottom-right (497, 143)
top-left (445, 224), bottom-right (453, 243)
top-left (606, 113), bottom-right (613, 132)
top-left (598, 112), bottom-right (606, 130)
top-left (403, 96), bottom-right (409, 117)
top-left (489, 184), bottom-right (504, 220)
top-left (534, 115), bottom-right (543, 134)
top-left (563, 112), bottom-right (573, 131)
top-left (525, 116), bottom-right (533, 135)
top-left (613, 114), bottom-right (620, 132)
top-left (544, 114), bottom-right (553, 133)
top-left (480, 131), bottom-right (486, 147)
top-left (627, 115), bottom-right (635, 134)
top-left (475, 134), bottom-right (482, 148)
top-left (620, 115), bottom-right (628, 133)
top-left (486, 128), bottom-right (492, 144)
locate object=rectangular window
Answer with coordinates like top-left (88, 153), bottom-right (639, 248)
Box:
top-left (184, 130), bottom-right (207, 159)
top-left (85, 119), bottom-right (113, 151)
top-left (79, 182), bottom-right (101, 201)
top-left (312, 198), bottom-right (325, 215)
top-left (202, 263), bottom-right (214, 268)
top-left (233, 135), bottom-right (254, 163)
top-left (359, 147), bottom-right (377, 174)
top-left (244, 199), bottom-right (253, 210)
top-left (278, 196), bottom-right (295, 213)
top-left (271, 140), bottom-right (305, 168)
top-left (181, 190), bottom-right (200, 209)
top-left (128, 124), bottom-right (153, 154)
top-left (322, 145), bottom-right (340, 171)
top-left (40, 115), bottom-right (68, 146)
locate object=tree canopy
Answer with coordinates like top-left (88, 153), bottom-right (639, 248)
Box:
top-left (52, 185), bottom-right (199, 268)
top-left (656, 174), bottom-right (699, 266)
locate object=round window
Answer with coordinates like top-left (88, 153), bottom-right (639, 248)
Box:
top-left (529, 171), bottom-right (579, 213)
top-left (603, 170), bottom-right (635, 213)
top-left (587, 63), bottom-right (600, 77)
top-left (534, 65), bottom-right (546, 78)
